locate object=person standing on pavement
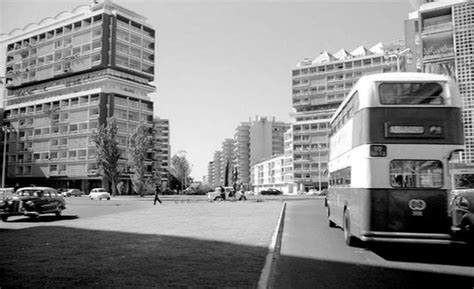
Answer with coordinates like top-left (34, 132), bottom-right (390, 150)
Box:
top-left (154, 184), bottom-right (162, 205)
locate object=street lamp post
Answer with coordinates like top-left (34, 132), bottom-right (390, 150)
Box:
top-left (384, 48), bottom-right (411, 72)
top-left (317, 144), bottom-right (322, 192)
top-left (1, 126), bottom-right (13, 188)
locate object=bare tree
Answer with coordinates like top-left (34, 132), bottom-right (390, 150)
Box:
top-left (91, 117), bottom-right (121, 196)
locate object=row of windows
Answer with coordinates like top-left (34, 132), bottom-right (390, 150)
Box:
top-left (293, 57), bottom-right (387, 77)
top-left (330, 91), bottom-right (359, 135)
top-left (329, 167), bottom-right (351, 187)
top-left (10, 149), bottom-right (96, 163)
top-left (5, 94), bottom-right (100, 118)
top-left (7, 15), bottom-right (104, 52)
top-left (9, 121), bottom-right (99, 140)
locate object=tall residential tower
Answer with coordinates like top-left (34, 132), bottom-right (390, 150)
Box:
top-left (0, 1), bottom-right (156, 192)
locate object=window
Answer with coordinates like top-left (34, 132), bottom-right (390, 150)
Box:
top-left (379, 82), bottom-right (444, 105)
top-left (390, 160), bottom-right (443, 188)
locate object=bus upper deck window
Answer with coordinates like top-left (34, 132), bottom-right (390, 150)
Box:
top-left (379, 82), bottom-right (444, 105)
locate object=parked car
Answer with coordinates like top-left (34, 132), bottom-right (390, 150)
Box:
top-left (260, 188), bottom-right (282, 195)
top-left (0, 187), bottom-right (66, 221)
top-left (62, 189), bottom-right (83, 197)
top-left (207, 187), bottom-right (234, 201)
top-left (449, 189), bottom-right (474, 240)
top-left (89, 188), bottom-right (111, 200)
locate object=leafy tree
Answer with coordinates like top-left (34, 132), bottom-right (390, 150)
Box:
top-left (169, 153), bottom-right (191, 193)
top-left (91, 117), bottom-right (121, 196)
top-left (128, 123), bottom-right (153, 197)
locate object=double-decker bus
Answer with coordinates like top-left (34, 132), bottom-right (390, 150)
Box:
top-left (326, 72), bottom-right (464, 246)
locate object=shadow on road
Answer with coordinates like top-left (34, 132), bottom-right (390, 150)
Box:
top-left (368, 243), bottom-right (474, 267)
top-left (0, 225), bottom-right (268, 288)
top-left (271, 253), bottom-right (474, 289)
top-left (4, 215), bottom-right (79, 223)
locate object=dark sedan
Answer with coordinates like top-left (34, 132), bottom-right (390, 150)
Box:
top-left (449, 189), bottom-right (474, 241)
top-left (260, 188), bottom-right (283, 195)
top-left (0, 187), bottom-right (66, 221)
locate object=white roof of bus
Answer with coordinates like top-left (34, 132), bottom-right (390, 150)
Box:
top-left (330, 72), bottom-right (456, 124)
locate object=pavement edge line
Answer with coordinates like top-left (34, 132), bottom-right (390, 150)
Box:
top-left (257, 201), bottom-right (287, 289)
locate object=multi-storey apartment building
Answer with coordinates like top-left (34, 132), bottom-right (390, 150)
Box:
top-left (252, 154), bottom-right (288, 193)
top-left (405, 0), bottom-right (474, 168)
top-left (0, 1), bottom-right (156, 192)
top-left (220, 138), bottom-right (235, 186)
top-left (231, 116), bottom-right (290, 189)
top-left (291, 42), bottom-right (404, 192)
top-left (233, 121), bottom-right (250, 187)
top-left (211, 151), bottom-right (222, 188)
top-left (153, 118), bottom-right (170, 189)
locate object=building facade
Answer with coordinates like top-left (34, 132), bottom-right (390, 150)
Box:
top-left (252, 154), bottom-right (288, 194)
top-left (291, 42), bottom-right (404, 192)
top-left (405, 0), bottom-right (474, 165)
top-left (0, 1), bottom-right (156, 192)
top-left (153, 118), bottom-right (170, 189)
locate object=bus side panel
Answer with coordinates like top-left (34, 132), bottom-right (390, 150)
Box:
top-left (370, 189), bottom-right (450, 234)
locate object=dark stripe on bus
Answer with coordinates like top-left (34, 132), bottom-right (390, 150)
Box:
top-left (352, 107), bottom-right (464, 145)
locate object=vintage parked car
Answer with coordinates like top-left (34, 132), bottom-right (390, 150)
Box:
top-left (449, 189), bottom-right (474, 240)
top-left (207, 187), bottom-right (234, 201)
top-left (0, 187), bottom-right (66, 222)
top-left (259, 188), bottom-right (283, 195)
top-left (61, 189), bottom-right (83, 197)
top-left (89, 188), bottom-right (111, 200)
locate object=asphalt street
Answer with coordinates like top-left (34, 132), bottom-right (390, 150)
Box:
top-left (270, 199), bottom-right (474, 289)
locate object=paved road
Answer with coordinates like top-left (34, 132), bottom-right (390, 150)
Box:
top-left (270, 199), bottom-right (474, 289)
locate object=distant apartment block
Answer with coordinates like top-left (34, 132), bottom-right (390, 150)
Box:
top-left (207, 116), bottom-right (290, 190)
top-left (153, 118), bottom-right (170, 188)
top-left (405, 0), bottom-right (474, 164)
top-left (252, 154), bottom-right (288, 194)
top-left (0, 1), bottom-right (156, 192)
top-left (291, 42), bottom-right (404, 192)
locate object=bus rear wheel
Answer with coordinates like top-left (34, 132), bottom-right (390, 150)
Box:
top-left (343, 210), bottom-right (358, 247)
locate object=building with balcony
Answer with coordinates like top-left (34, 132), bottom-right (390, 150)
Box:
top-left (232, 116), bottom-right (290, 189)
top-left (252, 154), bottom-right (288, 194)
top-left (405, 0), bottom-right (474, 164)
top-left (0, 1), bottom-right (156, 192)
top-left (153, 118), bottom-right (170, 189)
top-left (291, 42), bottom-right (404, 192)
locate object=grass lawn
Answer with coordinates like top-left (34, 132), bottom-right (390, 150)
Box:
top-left (0, 200), bottom-right (283, 288)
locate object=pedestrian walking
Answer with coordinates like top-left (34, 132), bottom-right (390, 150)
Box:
top-left (154, 185), bottom-right (162, 205)
top-left (238, 188), bottom-right (247, 201)
top-left (219, 186), bottom-right (226, 201)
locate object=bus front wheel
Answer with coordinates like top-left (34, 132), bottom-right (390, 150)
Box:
top-left (343, 210), bottom-right (358, 247)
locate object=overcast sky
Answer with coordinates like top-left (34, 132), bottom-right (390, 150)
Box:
top-left (1, 0), bottom-right (415, 180)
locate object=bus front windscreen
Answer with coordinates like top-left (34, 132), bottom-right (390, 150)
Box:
top-left (379, 82), bottom-right (444, 105)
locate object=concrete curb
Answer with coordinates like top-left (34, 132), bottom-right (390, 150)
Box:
top-left (257, 201), bottom-right (287, 289)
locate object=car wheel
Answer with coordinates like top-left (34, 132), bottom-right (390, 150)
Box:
top-left (343, 209), bottom-right (358, 247)
top-left (99, 197), bottom-right (102, 201)
top-left (1, 215), bottom-right (8, 222)
top-left (107, 197), bottom-right (110, 200)
top-left (29, 214), bottom-right (39, 220)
